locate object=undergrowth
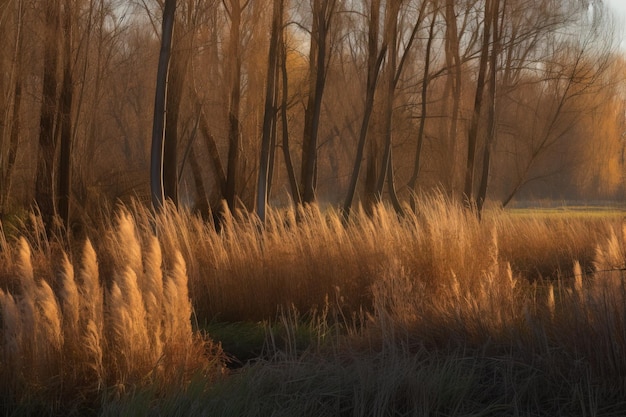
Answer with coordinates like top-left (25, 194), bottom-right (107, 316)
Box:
top-left (0, 193), bottom-right (625, 415)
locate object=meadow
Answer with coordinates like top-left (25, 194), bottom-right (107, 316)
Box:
top-left (1, 194), bottom-right (626, 416)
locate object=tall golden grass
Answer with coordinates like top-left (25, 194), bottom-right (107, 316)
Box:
top-left (0, 210), bottom-right (223, 411)
top-left (0, 193), bottom-right (624, 414)
top-left (93, 195), bottom-right (626, 416)
top-left (105, 195), bottom-right (618, 322)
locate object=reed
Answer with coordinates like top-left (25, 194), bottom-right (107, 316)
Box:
top-left (0, 211), bottom-right (223, 413)
top-left (0, 194), bottom-right (624, 415)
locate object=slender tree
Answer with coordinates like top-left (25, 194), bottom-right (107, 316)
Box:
top-left (0, 0), bottom-right (24, 214)
top-left (342, 0), bottom-right (386, 218)
top-left (441, 0), bottom-right (463, 194)
top-left (476, 0), bottom-right (501, 215)
top-left (150, 0), bottom-right (177, 211)
top-left (463, 0), bottom-right (494, 208)
top-left (374, 0), bottom-right (402, 202)
top-left (257, 0), bottom-right (284, 222)
top-left (407, 0), bottom-right (437, 208)
top-left (223, 0), bottom-right (246, 212)
top-left (190, 87), bottom-right (226, 195)
top-left (280, 35), bottom-right (300, 204)
top-left (300, 0), bottom-right (336, 204)
top-left (35, 0), bottom-right (61, 226)
top-left (58, 0), bottom-right (74, 228)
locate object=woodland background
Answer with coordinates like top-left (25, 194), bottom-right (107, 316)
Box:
top-left (3, 2), bottom-right (626, 414)
top-left (0, 0), bottom-right (624, 227)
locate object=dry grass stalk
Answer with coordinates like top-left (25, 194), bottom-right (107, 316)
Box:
top-left (0, 195), bottom-right (624, 413)
top-left (59, 254), bottom-right (79, 342)
top-left (0, 211), bottom-right (223, 409)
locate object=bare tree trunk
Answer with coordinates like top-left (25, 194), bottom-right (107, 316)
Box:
top-left (375, 0), bottom-right (401, 202)
top-left (443, 0), bottom-right (462, 195)
top-left (162, 65), bottom-right (182, 206)
top-left (386, 147), bottom-right (403, 215)
top-left (267, 76), bottom-right (279, 198)
top-left (343, 0), bottom-right (385, 218)
top-left (476, 0), bottom-right (501, 216)
top-left (225, 0), bottom-right (243, 212)
top-left (70, 0), bottom-right (95, 209)
top-left (188, 146), bottom-right (210, 218)
top-left (463, 0), bottom-right (493, 207)
top-left (150, 0), bottom-right (176, 211)
top-left (58, 0), bottom-right (74, 229)
top-left (407, 1), bottom-right (437, 208)
top-left (1, 0), bottom-right (24, 214)
top-left (190, 90), bottom-right (226, 194)
top-left (300, 0), bottom-right (335, 204)
top-left (163, 20), bottom-right (192, 207)
top-left (36, 0), bottom-right (61, 226)
top-left (257, 0), bottom-right (283, 222)
top-left (280, 40), bottom-right (300, 204)
top-left (300, 15), bottom-right (317, 204)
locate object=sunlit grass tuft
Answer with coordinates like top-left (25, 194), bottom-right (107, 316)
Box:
top-left (0, 210), bottom-right (225, 413)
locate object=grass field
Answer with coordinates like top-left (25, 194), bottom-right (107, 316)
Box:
top-left (1, 194), bottom-right (626, 416)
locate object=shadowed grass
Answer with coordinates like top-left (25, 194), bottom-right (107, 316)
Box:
top-left (1, 194), bottom-right (625, 415)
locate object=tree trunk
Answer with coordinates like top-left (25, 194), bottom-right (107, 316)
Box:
top-left (0, 0), bottom-right (24, 214)
top-left (58, 0), bottom-right (74, 229)
top-left (476, 0), bottom-right (501, 216)
top-left (364, 139), bottom-right (379, 213)
top-left (150, 0), bottom-right (176, 211)
top-left (36, 0), bottom-right (61, 227)
top-left (408, 2), bottom-right (436, 208)
top-left (188, 145), bottom-right (210, 218)
top-left (386, 147), bottom-right (403, 215)
top-left (163, 20), bottom-right (192, 207)
top-left (342, 0), bottom-right (385, 218)
top-left (225, 0), bottom-right (243, 212)
top-left (375, 0), bottom-right (401, 202)
top-left (443, 0), bottom-right (462, 195)
top-left (463, 0), bottom-right (492, 207)
top-left (190, 89), bottom-right (226, 194)
top-left (267, 78), bottom-right (279, 198)
top-left (300, 0), bottom-right (335, 204)
top-left (257, 0), bottom-right (283, 222)
top-left (280, 39), bottom-right (300, 204)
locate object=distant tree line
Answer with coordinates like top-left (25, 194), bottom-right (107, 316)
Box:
top-left (0, 0), bottom-right (623, 228)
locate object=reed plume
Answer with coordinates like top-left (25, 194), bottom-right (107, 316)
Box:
top-left (0, 210), bottom-right (222, 410)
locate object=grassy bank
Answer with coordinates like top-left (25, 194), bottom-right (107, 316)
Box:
top-left (0, 194), bottom-right (625, 415)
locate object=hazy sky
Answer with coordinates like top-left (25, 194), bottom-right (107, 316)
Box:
top-left (605, 0), bottom-right (626, 17)
top-left (604, 0), bottom-right (626, 48)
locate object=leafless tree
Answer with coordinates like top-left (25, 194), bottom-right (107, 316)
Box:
top-left (300, 0), bottom-right (336, 204)
top-left (257, 0), bottom-right (285, 222)
top-left (0, 0), bottom-right (24, 214)
top-left (150, 0), bottom-right (177, 210)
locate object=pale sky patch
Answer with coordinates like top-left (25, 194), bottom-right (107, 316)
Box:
top-left (604, 0), bottom-right (626, 50)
